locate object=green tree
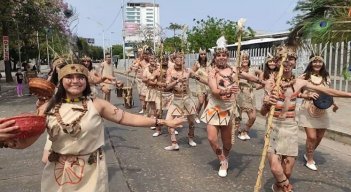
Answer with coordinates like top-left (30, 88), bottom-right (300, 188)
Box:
top-left (112, 44), bottom-right (123, 59)
top-left (167, 23), bottom-right (183, 38)
top-left (167, 23), bottom-right (183, 48)
top-left (0, 0), bottom-right (70, 82)
top-left (163, 36), bottom-right (182, 53)
top-left (186, 16), bottom-right (255, 52)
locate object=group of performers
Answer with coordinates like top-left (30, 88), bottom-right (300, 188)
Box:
top-left (1, 41), bottom-right (350, 192)
top-left (124, 44), bottom-right (350, 192)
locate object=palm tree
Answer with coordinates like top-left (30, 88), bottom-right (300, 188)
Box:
top-left (167, 23), bottom-right (183, 47)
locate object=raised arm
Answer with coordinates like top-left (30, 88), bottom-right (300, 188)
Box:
top-left (299, 79), bottom-right (351, 98)
top-left (94, 98), bottom-right (185, 128)
top-left (239, 70), bottom-right (265, 86)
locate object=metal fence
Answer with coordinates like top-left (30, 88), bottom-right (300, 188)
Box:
top-left (118, 41), bottom-right (351, 91)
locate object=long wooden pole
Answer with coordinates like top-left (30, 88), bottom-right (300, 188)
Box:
top-left (158, 42), bottom-right (164, 118)
top-left (232, 20), bottom-right (244, 144)
top-left (254, 53), bottom-right (287, 192)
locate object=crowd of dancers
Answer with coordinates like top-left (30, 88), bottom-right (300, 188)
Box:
top-left (1, 40), bottom-right (351, 192)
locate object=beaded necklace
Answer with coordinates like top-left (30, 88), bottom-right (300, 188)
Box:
top-left (309, 74), bottom-right (324, 86)
top-left (62, 97), bottom-right (86, 103)
top-left (53, 98), bottom-right (88, 136)
top-left (279, 75), bottom-right (295, 83)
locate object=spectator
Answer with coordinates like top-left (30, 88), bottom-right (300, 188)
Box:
top-left (15, 69), bottom-right (24, 97)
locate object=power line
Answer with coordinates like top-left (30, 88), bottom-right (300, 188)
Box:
top-left (104, 0), bottom-right (133, 32)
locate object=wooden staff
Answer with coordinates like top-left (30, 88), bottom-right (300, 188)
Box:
top-left (158, 41), bottom-right (164, 118)
top-left (254, 50), bottom-right (288, 192)
top-left (231, 18), bottom-right (246, 144)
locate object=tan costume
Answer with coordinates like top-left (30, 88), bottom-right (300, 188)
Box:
top-left (237, 68), bottom-right (256, 112)
top-left (166, 68), bottom-right (196, 116)
top-left (201, 67), bottom-right (238, 126)
top-left (298, 74), bottom-right (330, 129)
top-left (268, 91), bottom-right (299, 157)
top-left (194, 61), bottom-right (210, 95)
top-left (144, 66), bottom-right (159, 103)
top-left (100, 61), bottom-right (114, 90)
top-left (42, 99), bottom-right (108, 192)
top-left (133, 60), bottom-right (148, 97)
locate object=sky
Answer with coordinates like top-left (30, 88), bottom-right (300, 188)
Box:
top-left (68, 0), bottom-right (299, 47)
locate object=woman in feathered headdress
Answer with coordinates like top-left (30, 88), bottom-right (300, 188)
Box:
top-left (200, 36), bottom-right (265, 177)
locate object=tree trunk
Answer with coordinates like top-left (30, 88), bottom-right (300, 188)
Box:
top-left (2, 21), bottom-right (13, 82)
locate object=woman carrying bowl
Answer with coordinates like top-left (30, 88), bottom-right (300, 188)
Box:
top-left (3, 64), bottom-right (185, 192)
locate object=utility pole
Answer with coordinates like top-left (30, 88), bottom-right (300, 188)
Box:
top-left (153, 0), bottom-right (156, 51)
top-left (122, 0), bottom-right (126, 71)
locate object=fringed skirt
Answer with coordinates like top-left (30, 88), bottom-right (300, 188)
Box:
top-left (166, 95), bottom-right (197, 116)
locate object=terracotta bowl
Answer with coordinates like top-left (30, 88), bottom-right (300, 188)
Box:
top-left (29, 78), bottom-right (55, 98)
top-left (0, 115), bottom-right (46, 139)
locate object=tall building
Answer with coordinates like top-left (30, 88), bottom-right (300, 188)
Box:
top-left (124, 2), bottom-right (160, 57)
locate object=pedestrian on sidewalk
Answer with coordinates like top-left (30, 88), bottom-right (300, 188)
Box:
top-left (2, 63), bottom-right (185, 192)
top-left (15, 69), bottom-right (24, 97)
top-left (297, 54), bottom-right (339, 171)
top-left (260, 46), bottom-right (351, 192)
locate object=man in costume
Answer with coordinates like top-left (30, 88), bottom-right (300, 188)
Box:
top-left (100, 53), bottom-right (115, 102)
top-left (261, 46), bottom-right (351, 192)
top-left (163, 52), bottom-right (200, 150)
top-left (128, 47), bottom-right (150, 113)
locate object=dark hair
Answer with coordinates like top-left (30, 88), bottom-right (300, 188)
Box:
top-left (82, 60), bottom-right (93, 71)
top-left (49, 67), bottom-right (59, 85)
top-left (242, 56), bottom-right (251, 67)
top-left (45, 77), bottom-right (91, 114)
top-left (197, 53), bottom-right (208, 67)
top-left (48, 63), bottom-right (67, 86)
top-left (303, 55), bottom-right (329, 82)
top-left (263, 60), bottom-right (278, 80)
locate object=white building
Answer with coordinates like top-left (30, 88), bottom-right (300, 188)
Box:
top-left (124, 2), bottom-right (160, 56)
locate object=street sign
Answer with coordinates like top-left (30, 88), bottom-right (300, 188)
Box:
top-left (82, 38), bottom-right (95, 44)
top-left (3, 36), bottom-right (9, 61)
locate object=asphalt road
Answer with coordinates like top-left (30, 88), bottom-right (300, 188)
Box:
top-left (0, 76), bottom-right (350, 192)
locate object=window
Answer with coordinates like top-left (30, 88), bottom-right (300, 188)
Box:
top-left (146, 16), bottom-right (153, 18)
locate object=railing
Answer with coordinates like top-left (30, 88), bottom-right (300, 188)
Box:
top-left (117, 41), bottom-right (351, 91)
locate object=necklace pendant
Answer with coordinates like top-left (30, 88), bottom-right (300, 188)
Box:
top-left (48, 125), bottom-right (61, 141)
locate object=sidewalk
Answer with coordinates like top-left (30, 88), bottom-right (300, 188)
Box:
top-left (114, 66), bottom-right (351, 146)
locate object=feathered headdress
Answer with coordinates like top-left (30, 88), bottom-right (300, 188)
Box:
top-left (241, 51), bottom-right (250, 59)
top-left (199, 47), bottom-right (206, 53)
top-left (215, 36), bottom-right (228, 53)
top-left (174, 51), bottom-right (184, 58)
top-left (265, 53), bottom-right (275, 63)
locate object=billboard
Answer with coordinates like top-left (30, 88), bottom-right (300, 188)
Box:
top-left (82, 38), bottom-right (95, 44)
top-left (124, 22), bottom-right (140, 36)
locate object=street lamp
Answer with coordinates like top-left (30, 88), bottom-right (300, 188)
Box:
top-left (110, 31), bottom-right (115, 55)
top-left (86, 17), bottom-right (105, 60)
